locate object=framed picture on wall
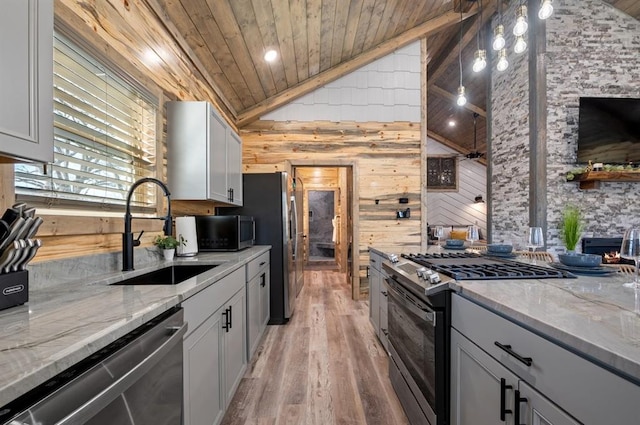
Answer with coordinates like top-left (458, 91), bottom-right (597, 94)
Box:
top-left (427, 155), bottom-right (458, 191)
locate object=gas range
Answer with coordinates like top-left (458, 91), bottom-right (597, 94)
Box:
top-left (404, 252), bottom-right (575, 281)
top-left (382, 252), bottom-right (575, 301)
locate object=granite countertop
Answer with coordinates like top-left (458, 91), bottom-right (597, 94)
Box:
top-left (452, 273), bottom-right (640, 384)
top-left (0, 246), bottom-right (270, 407)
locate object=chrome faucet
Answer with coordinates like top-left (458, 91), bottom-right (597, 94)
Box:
top-left (123, 178), bottom-right (172, 271)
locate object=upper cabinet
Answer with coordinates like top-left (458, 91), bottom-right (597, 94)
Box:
top-left (0, 0), bottom-right (54, 163)
top-left (167, 101), bottom-right (243, 206)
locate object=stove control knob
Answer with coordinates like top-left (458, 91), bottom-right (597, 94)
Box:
top-left (428, 273), bottom-right (441, 284)
top-left (416, 267), bottom-right (427, 279)
top-left (388, 254), bottom-right (399, 263)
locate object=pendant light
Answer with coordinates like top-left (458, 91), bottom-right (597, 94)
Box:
top-left (496, 48), bottom-right (509, 71)
top-left (514, 35), bottom-right (527, 54)
top-left (538, 0), bottom-right (553, 19)
top-left (457, 7), bottom-right (467, 107)
top-left (492, 0), bottom-right (505, 51)
top-left (513, 4), bottom-right (528, 36)
top-left (472, 0), bottom-right (487, 73)
top-left (492, 25), bottom-right (506, 51)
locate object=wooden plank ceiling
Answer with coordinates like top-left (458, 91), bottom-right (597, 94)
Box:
top-left (152, 0), bottom-right (640, 159)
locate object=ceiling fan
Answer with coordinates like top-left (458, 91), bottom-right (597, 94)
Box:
top-left (463, 112), bottom-right (485, 160)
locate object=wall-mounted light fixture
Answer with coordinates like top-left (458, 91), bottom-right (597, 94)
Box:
top-left (474, 195), bottom-right (485, 203)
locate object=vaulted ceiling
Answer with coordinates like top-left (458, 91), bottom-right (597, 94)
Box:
top-left (153, 0), bottom-right (639, 158)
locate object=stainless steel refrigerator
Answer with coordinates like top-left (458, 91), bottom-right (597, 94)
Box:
top-left (218, 171), bottom-right (304, 324)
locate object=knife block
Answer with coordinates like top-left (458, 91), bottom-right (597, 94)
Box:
top-left (0, 270), bottom-right (28, 311)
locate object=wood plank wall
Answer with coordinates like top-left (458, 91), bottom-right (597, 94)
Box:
top-left (241, 120), bottom-right (422, 295)
top-left (14, 1), bottom-right (230, 263)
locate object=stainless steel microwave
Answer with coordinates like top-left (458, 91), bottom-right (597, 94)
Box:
top-left (194, 215), bottom-right (255, 251)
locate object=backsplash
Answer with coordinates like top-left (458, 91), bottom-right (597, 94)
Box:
top-left (28, 248), bottom-right (164, 290)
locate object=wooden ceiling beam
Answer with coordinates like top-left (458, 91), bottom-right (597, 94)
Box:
top-left (431, 85), bottom-right (486, 117)
top-left (427, 130), bottom-right (487, 165)
top-left (236, 8), bottom-right (480, 128)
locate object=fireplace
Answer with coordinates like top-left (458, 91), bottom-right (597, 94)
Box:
top-left (581, 237), bottom-right (633, 265)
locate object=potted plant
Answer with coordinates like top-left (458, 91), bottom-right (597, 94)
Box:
top-left (153, 235), bottom-right (184, 260)
top-left (560, 205), bottom-right (583, 253)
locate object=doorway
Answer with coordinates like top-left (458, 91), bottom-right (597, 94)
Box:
top-left (291, 163), bottom-right (358, 299)
top-left (307, 190), bottom-right (337, 267)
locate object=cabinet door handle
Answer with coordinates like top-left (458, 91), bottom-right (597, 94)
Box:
top-left (494, 342), bottom-right (533, 367)
top-left (230, 188), bottom-right (234, 201)
top-left (260, 272), bottom-right (266, 287)
top-left (259, 261), bottom-right (266, 266)
top-left (222, 308), bottom-right (229, 332)
top-left (366, 266), bottom-right (370, 278)
top-left (228, 305), bottom-right (233, 329)
top-left (514, 389), bottom-right (527, 425)
top-left (500, 378), bottom-right (513, 421)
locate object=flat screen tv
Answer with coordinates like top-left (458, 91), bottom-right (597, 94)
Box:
top-left (577, 97), bottom-right (640, 164)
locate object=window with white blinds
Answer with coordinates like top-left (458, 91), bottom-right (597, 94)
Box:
top-left (15, 32), bottom-right (158, 211)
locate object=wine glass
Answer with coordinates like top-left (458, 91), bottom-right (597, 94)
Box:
top-left (527, 227), bottom-right (545, 263)
top-left (434, 226), bottom-right (444, 251)
top-left (620, 228), bottom-right (640, 289)
top-left (466, 225), bottom-right (480, 251)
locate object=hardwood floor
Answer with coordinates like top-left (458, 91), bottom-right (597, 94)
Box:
top-left (221, 270), bottom-right (409, 425)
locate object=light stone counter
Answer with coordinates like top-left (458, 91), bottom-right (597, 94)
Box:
top-left (0, 246), bottom-right (270, 407)
top-left (452, 272), bottom-right (640, 384)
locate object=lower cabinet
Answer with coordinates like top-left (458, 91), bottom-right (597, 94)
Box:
top-left (451, 293), bottom-right (640, 425)
top-left (369, 250), bottom-right (388, 351)
top-left (183, 267), bottom-right (247, 425)
top-left (246, 251), bottom-right (270, 360)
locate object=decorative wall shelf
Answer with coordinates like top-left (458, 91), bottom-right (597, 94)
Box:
top-left (568, 171), bottom-right (640, 190)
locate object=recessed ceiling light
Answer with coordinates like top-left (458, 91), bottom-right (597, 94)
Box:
top-left (264, 50), bottom-right (278, 62)
top-left (448, 120), bottom-right (456, 127)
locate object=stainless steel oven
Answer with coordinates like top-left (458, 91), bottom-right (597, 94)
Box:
top-left (0, 307), bottom-right (186, 425)
top-left (384, 264), bottom-right (450, 425)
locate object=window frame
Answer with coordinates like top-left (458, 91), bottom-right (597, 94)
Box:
top-left (15, 26), bottom-right (164, 216)
top-left (426, 155), bottom-right (459, 192)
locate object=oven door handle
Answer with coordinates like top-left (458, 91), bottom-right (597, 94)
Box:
top-left (386, 279), bottom-right (436, 326)
top-left (56, 322), bottom-right (188, 425)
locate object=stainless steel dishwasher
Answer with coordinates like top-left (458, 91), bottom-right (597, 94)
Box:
top-left (0, 306), bottom-right (186, 425)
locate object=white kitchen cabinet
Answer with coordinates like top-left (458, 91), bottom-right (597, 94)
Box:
top-left (451, 328), bottom-right (519, 425)
top-left (368, 250), bottom-right (388, 350)
top-left (246, 251), bottom-right (270, 360)
top-left (183, 266), bottom-right (247, 425)
top-left (223, 288), bottom-right (246, 403)
top-left (451, 293), bottom-right (640, 425)
top-left (167, 101), bottom-right (243, 205)
top-left (0, 0), bottom-right (53, 163)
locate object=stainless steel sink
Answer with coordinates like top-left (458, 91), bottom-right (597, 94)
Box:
top-left (110, 264), bottom-right (218, 285)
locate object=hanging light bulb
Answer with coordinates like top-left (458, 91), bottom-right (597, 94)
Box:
top-left (496, 48), bottom-right (509, 71)
top-left (457, 86), bottom-right (467, 106)
top-left (538, 0), bottom-right (553, 19)
top-left (492, 25), bottom-right (506, 51)
top-left (472, 49), bottom-right (487, 73)
top-left (514, 35), bottom-right (527, 54)
top-left (513, 5), bottom-right (528, 36)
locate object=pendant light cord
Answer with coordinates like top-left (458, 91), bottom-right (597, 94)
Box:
top-left (459, 6), bottom-right (463, 86)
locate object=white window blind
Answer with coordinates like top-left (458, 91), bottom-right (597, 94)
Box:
top-left (15, 33), bottom-right (158, 211)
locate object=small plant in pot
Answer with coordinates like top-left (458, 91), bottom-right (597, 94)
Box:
top-left (153, 235), bottom-right (185, 260)
top-left (560, 205), bottom-right (583, 252)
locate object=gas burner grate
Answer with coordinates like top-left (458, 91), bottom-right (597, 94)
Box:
top-left (402, 253), bottom-right (573, 280)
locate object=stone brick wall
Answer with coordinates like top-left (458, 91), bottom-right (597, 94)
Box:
top-left (545, 0), bottom-right (640, 250)
top-left (490, 0), bottom-right (640, 251)
top-left (490, 0), bottom-right (531, 247)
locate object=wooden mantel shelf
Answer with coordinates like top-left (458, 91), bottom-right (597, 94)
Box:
top-left (569, 171), bottom-right (640, 190)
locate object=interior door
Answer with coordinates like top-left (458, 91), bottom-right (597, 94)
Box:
top-left (294, 177), bottom-right (305, 296)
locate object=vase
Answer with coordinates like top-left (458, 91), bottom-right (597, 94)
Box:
top-left (162, 248), bottom-right (175, 261)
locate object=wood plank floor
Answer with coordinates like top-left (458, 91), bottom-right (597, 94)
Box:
top-left (221, 270), bottom-right (409, 425)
